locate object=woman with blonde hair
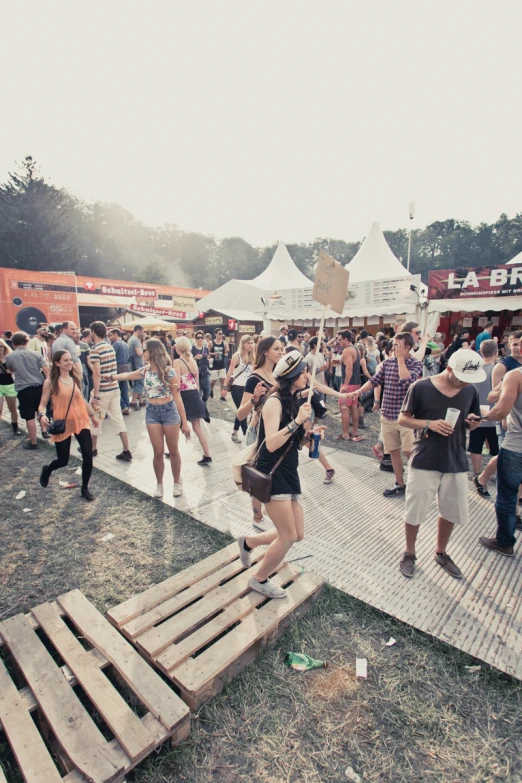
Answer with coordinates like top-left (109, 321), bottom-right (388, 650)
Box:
top-left (173, 337), bottom-right (212, 465)
top-left (365, 335), bottom-right (380, 375)
top-left (222, 334), bottom-right (255, 443)
top-left (38, 350), bottom-right (99, 501)
top-left (0, 338), bottom-right (21, 436)
top-left (107, 338), bottom-right (191, 498)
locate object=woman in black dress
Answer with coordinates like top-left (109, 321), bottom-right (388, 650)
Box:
top-left (237, 352), bottom-right (325, 599)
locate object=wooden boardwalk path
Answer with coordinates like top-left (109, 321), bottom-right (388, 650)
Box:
top-left (5, 410), bottom-right (522, 680)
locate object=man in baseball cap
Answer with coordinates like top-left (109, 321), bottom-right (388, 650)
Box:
top-left (395, 349), bottom-right (484, 580)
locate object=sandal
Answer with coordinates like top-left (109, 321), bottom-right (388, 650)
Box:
top-left (352, 435), bottom-right (366, 442)
top-left (336, 434), bottom-right (351, 441)
top-left (372, 445), bottom-right (384, 460)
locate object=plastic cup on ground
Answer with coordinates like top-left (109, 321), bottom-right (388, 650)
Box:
top-left (445, 408), bottom-right (460, 427)
top-left (480, 405), bottom-right (490, 417)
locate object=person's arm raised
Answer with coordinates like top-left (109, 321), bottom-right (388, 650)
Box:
top-left (485, 369), bottom-right (522, 421)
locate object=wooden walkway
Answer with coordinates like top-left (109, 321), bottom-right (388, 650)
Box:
top-left (5, 410), bottom-right (522, 680)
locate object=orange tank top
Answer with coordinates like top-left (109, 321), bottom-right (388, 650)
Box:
top-left (50, 378), bottom-right (90, 443)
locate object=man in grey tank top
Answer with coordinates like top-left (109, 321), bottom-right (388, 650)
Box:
top-left (480, 367), bottom-right (522, 556)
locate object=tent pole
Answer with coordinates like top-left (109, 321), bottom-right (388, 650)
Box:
top-left (307, 305), bottom-right (327, 403)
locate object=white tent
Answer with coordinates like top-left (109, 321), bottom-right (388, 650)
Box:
top-left (507, 250), bottom-right (522, 265)
top-left (247, 241), bottom-right (313, 290)
top-left (345, 222), bottom-right (411, 282)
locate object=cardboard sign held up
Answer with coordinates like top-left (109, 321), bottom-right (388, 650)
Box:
top-left (312, 250), bottom-right (349, 315)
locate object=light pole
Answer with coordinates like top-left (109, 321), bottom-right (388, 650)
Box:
top-left (407, 201), bottom-right (415, 272)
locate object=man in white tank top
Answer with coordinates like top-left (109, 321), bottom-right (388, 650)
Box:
top-left (480, 367), bottom-right (522, 556)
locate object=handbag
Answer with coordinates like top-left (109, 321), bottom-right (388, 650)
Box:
top-left (47, 384), bottom-right (76, 436)
top-left (241, 438), bottom-right (295, 504)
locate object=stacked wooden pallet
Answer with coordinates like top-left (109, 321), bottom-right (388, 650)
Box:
top-left (0, 590), bottom-right (190, 783)
top-left (108, 542), bottom-right (324, 710)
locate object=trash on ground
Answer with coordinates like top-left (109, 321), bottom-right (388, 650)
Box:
top-left (334, 613), bottom-right (345, 620)
top-left (75, 467), bottom-right (82, 475)
top-left (15, 491), bottom-right (26, 500)
top-left (345, 766), bottom-right (362, 782)
top-left (286, 652), bottom-right (328, 671)
top-left (385, 637), bottom-right (397, 647)
top-left (99, 533), bottom-right (115, 543)
top-left (23, 508), bottom-right (33, 513)
top-left (59, 481), bottom-right (78, 489)
top-left (465, 665), bottom-right (481, 673)
top-left (356, 658), bottom-right (368, 679)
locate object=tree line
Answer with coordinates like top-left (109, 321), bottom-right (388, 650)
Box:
top-left (1, 157), bottom-right (521, 289)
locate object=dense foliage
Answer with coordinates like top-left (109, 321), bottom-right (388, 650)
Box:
top-left (1, 157), bottom-right (521, 288)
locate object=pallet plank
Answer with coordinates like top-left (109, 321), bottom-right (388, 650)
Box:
top-left (107, 543), bottom-right (242, 627)
top-left (122, 550), bottom-right (265, 640)
top-left (156, 564), bottom-right (299, 672)
top-left (0, 656), bottom-right (63, 783)
top-left (31, 601), bottom-right (155, 762)
top-left (182, 572), bottom-right (324, 692)
top-left (57, 590), bottom-right (189, 731)
top-left (0, 614), bottom-right (123, 783)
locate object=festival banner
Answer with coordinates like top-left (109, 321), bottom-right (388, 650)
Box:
top-left (129, 304), bottom-right (186, 318)
top-left (428, 265), bottom-right (522, 300)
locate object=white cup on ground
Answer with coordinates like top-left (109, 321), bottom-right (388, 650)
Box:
top-left (445, 408), bottom-right (460, 427)
top-left (480, 405), bottom-right (490, 417)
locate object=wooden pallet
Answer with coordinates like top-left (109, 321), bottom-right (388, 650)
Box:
top-left (0, 590), bottom-right (190, 783)
top-left (107, 543), bottom-right (324, 711)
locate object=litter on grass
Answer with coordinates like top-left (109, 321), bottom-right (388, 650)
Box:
top-left (385, 637), bottom-right (397, 647)
top-left (345, 766), bottom-right (362, 782)
top-left (99, 533), bottom-right (115, 543)
top-left (75, 467), bottom-right (82, 475)
top-left (58, 481), bottom-right (78, 489)
top-left (465, 665), bottom-right (481, 673)
top-left (286, 652), bottom-right (327, 671)
top-left (23, 508), bottom-right (33, 513)
top-left (15, 491), bottom-right (26, 500)
top-left (356, 658), bottom-right (368, 679)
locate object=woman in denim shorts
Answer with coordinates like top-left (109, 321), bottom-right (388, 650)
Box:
top-left (0, 338), bottom-right (21, 436)
top-left (108, 338), bottom-right (191, 499)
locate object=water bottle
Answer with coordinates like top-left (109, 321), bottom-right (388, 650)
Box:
top-left (309, 431), bottom-right (321, 459)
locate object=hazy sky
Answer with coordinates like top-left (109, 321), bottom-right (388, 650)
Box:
top-left (2, 1), bottom-right (521, 247)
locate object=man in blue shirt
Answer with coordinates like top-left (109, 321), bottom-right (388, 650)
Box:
top-left (475, 322), bottom-right (494, 352)
top-left (109, 329), bottom-right (131, 414)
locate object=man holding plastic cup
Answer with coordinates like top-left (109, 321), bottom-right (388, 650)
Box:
top-left (397, 349), bottom-right (484, 579)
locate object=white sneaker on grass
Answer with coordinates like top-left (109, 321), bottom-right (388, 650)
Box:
top-left (249, 577), bottom-right (287, 599)
top-left (154, 484), bottom-right (164, 498)
top-left (173, 483), bottom-right (183, 497)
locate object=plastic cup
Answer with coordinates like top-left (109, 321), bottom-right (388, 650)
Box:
top-left (445, 408), bottom-right (460, 427)
top-left (480, 405), bottom-right (490, 417)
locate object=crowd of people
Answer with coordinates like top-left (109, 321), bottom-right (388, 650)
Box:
top-left (1, 317), bottom-right (521, 595)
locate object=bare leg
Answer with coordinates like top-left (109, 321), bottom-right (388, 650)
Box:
top-left (191, 419), bottom-right (210, 457)
top-left (147, 423), bottom-right (165, 484)
top-left (91, 434), bottom-right (98, 451)
top-left (390, 448), bottom-right (405, 487)
top-left (478, 455), bottom-right (498, 485)
top-left (5, 395), bottom-right (18, 424)
top-left (164, 424), bottom-right (181, 483)
top-left (247, 499), bottom-right (303, 582)
top-left (340, 406), bottom-right (351, 438)
top-left (405, 522), bottom-right (419, 554)
top-left (318, 450), bottom-right (332, 471)
top-left (27, 418), bottom-right (37, 444)
top-left (119, 431), bottom-right (130, 451)
top-left (436, 516), bottom-right (455, 553)
top-left (351, 405), bottom-right (360, 437)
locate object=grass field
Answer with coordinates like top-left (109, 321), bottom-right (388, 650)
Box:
top-left (1, 424), bottom-right (521, 783)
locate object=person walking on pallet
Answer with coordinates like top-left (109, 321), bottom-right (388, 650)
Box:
top-left (237, 351), bottom-right (325, 599)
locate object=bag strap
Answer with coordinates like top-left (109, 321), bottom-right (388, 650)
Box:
top-left (251, 393), bottom-right (297, 472)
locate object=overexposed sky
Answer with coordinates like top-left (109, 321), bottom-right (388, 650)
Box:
top-left (1, 0), bottom-right (521, 247)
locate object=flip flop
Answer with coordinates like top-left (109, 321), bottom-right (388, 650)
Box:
top-left (352, 435), bottom-right (366, 442)
top-left (336, 434), bottom-right (351, 441)
top-left (372, 445), bottom-right (384, 460)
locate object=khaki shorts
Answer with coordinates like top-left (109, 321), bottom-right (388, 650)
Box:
top-left (405, 467), bottom-right (469, 526)
top-left (211, 368), bottom-right (226, 381)
top-left (95, 388), bottom-right (127, 435)
top-left (381, 416), bottom-right (414, 453)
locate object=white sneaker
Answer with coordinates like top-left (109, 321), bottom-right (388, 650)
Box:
top-left (231, 432), bottom-right (242, 443)
top-left (154, 484), bottom-right (164, 498)
top-left (238, 536), bottom-right (252, 568)
top-left (173, 483), bottom-right (183, 497)
top-left (253, 516), bottom-right (273, 532)
top-left (249, 577), bottom-right (287, 599)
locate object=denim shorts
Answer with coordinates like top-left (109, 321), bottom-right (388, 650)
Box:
top-left (271, 494), bottom-right (302, 506)
top-left (145, 400), bottom-right (181, 426)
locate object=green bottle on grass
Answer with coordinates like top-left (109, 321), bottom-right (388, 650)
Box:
top-left (286, 652), bottom-right (328, 671)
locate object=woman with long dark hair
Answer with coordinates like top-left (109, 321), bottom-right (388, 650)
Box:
top-left (38, 350), bottom-right (99, 501)
top-left (237, 352), bottom-right (325, 599)
top-left (108, 338), bottom-right (191, 498)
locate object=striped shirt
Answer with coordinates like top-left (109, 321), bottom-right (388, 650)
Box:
top-left (89, 340), bottom-right (119, 393)
top-left (369, 356), bottom-right (423, 420)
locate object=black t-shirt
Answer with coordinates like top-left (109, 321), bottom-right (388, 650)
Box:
top-left (256, 399), bottom-right (302, 495)
top-left (0, 359), bottom-right (12, 385)
top-left (211, 340), bottom-right (226, 370)
top-left (191, 345), bottom-right (209, 375)
top-left (401, 378), bottom-right (480, 473)
top-left (245, 372), bottom-right (272, 396)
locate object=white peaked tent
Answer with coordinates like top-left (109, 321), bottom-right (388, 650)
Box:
top-left (195, 241), bottom-right (312, 316)
top-left (345, 222), bottom-right (411, 282)
top-left (507, 250), bottom-right (522, 265)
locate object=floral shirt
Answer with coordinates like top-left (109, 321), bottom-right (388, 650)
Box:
top-left (140, 365), bottom-right (177, 399)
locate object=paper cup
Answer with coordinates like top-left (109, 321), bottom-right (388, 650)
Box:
top-left (480, 405), bottom-right (490, 417)
top-left (445, 408), bottom-right (460, 427)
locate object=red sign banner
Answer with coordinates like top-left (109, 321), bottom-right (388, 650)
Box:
top-left (428, 265), bottom-right (522, 300)
top-left (129, 303), bottom-right (186, 318)
top-left (100, 284), bottom-right (156, 297)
